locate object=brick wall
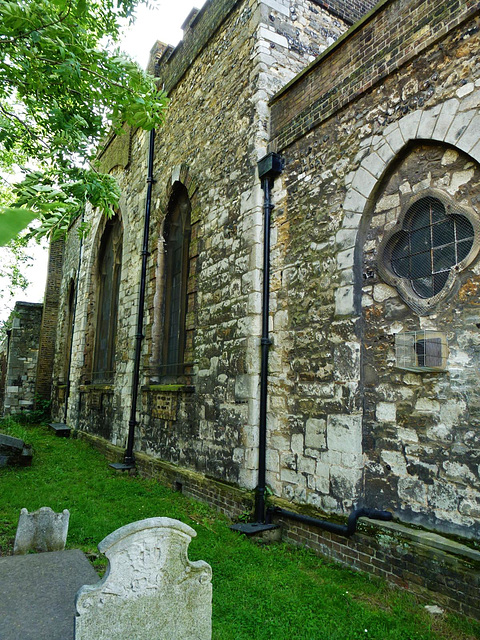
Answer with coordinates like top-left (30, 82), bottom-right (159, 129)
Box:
top-left (270, 0), bottom-right (480, 152)
top-left (312, 0), bottom-right (377, 25)
top-left (273, 511), bottom-right (480, 620)
top-left (35, 239), bottom-right (65, 405)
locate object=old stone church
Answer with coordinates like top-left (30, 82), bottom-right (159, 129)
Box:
top-left (3, 0), bottom-right (480, 616)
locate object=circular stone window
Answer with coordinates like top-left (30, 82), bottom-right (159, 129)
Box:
top-left (378, 190), bottom-right (480, 315)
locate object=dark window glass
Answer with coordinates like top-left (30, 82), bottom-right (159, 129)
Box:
top-left (93, 217), bottom-right (122, 383)
top-left (432, 220), bottom-right (454, 247)
top-left (415, 338), bottom-right (443, 368)
top-left (64, 279), bottom-right (75, 381)
top-left (390, 197), bottom-right (474, 298)
top-left (410, 227), bottom-right (431, 253)
top-left (457, 240), bottom-right (472, 262)
top-left (433, 245), bottom-right (455, 272)
top-left (162, 186), bottom-right (191, 379)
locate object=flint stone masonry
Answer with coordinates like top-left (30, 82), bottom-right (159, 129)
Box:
top-left (267, 0), bottom-right (480, 536)
top-left (75, 518), bottom-right (212, 640)
top-left (14, 507), bottom-right (70, 555)
top-left (51, 0), bottom-right (353, 492)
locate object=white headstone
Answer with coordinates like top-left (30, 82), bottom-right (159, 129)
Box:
top-left (75, 517), bottom-right (212, 640)
top-left (13, 507), bottom-right (70, 555)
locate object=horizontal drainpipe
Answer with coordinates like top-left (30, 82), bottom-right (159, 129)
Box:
top-left (268, 506), bottom-right (393, 537)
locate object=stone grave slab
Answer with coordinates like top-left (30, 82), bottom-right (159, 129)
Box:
top-left (0, 549), bottom-right (99, 640)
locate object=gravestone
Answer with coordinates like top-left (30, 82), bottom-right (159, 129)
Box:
top-left (75, 517), bottom-right (212, 640)
top-left (0, 433), bottom-right (32, 467)
top-left (14, 507), bottom-right (70, 555)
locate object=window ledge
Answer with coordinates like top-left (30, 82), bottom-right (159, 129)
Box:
top-left (80, 384), bottom-right (115, 392)
top-left (142, 384), bottom-right (195, 393)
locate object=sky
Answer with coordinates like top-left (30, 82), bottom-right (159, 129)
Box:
top-left (0, 1), bottom-right (206, 324)
top-left (122, 1), bottom-right (207, 69)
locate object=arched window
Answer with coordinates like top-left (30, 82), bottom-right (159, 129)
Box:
top-left (390, 197), bottom-right (474, 298)
top-left (93, 215), bottom-right (123, 383)
top-left (63, 278), bottom-right (75, 382)
top-left (162, 185), bottom-right (191, 379)
top-left (379, 191), bottom-right (479, 314)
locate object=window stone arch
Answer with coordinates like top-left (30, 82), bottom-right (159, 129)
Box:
top-left (337, 97), bottom-right (480, 317)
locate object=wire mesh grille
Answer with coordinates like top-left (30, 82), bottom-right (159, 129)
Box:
top-left (389, 197), bottom-right (474, 299)
top-left (395, 330), bottom-right (448, 372)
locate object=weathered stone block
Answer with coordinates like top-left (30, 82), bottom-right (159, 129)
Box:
top-left (327, 414), bottom-right (362, 455)
top-left (376, 402), bottom-right (396, 424)
top-left (398, 110), bottom-right (422, 143)
top-left (335, 285), bottom-right (354, 316)
top-left (305, 418), bottom-right (326, 450)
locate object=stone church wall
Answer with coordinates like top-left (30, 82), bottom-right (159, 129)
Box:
top-left (44, 0), bottom-right (480, 616)
top-left (1, 302), bottom-right (43, 414)
top-left (268, 0), bottom-right (480, 539)
top-left (51, 0), bottom-right (350, 486)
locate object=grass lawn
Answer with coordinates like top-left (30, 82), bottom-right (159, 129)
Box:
top-left (1, 418), bottom-right (479, 640)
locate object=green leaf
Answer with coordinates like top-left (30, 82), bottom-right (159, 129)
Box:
top-left (76, 0), bottom-right (87, 16)
top-left (0, 208), bottom-right (38, 246)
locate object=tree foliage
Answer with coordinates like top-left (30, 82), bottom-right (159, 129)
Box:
top-left (0, 0), bottom-right (168, 242)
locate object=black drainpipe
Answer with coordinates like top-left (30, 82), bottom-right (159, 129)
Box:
top-left (267, 506), bottom-right (393, 537)
top-left (231, 153), bottom-right (393, 537)
top-left (232, 152), bottom-right (283, 535)
top-left (111, 128), bottom-right (155, 470)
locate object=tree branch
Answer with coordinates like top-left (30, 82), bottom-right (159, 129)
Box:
top-left (0, 103), bottom-right (50, 152)
top-left (36, 56), bottom-right (136, 94)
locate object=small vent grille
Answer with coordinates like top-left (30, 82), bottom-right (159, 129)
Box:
top-left (395, 330), bottom-right (448, 372)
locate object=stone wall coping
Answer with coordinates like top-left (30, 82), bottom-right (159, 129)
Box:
top-left (98, 517), bottom-right (197, 554)
top-left (13, 301), bottom-right (44, 309)
top-left (372, 520), bottom-right (480, 564)
top-left (270, 0), bottom-right (391, 104)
